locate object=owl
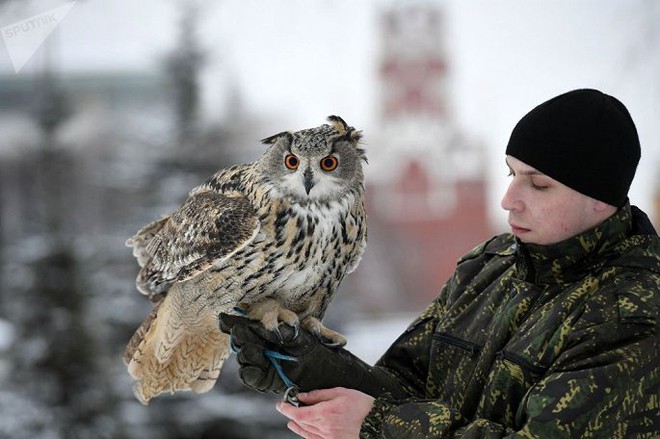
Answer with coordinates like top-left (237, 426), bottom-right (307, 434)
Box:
top-left (123, 116), bottom-right (367, 404)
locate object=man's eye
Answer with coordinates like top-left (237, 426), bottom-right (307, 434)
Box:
top-left (532, 183), bottom-right (548, 191)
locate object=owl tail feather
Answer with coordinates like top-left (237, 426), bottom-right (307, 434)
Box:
top-left (123, 293), bottom-right (229, 405)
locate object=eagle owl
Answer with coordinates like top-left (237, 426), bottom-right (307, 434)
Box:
top-left (123, 116), bottom-right (367, 404)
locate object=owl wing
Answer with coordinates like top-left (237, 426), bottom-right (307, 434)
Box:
top-left (344, 197), bottom-right (368, 275)
top-left (127, 189), bottom-right (259, 298)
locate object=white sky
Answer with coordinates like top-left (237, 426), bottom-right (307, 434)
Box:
top-left (1, 0), bottom-right (658, 227)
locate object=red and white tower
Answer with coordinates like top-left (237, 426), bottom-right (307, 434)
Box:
top-left (356, 2), bottom-right (493, 312)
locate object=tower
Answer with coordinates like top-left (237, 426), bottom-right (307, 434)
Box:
top-left (358, 2), bottom-right (493, 312)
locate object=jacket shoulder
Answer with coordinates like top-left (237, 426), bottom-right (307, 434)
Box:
top-left (603, 234), bottom-right (660, 324)
top-left (579, 266), bottom-right (659, 329)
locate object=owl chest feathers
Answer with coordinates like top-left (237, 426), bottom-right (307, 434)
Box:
top-left (210, 185), bottom-right (366, 310)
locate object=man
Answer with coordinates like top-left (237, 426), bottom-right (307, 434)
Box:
top-left (220, 89), bottom-right (659, 438)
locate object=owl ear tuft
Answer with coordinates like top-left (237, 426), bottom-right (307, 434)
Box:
top-left (261, 131), bottom-right (293, 145)
top-left (327, 115), bottom-right (362, 143)
top-left (327, 115), bottom-right (349, 134)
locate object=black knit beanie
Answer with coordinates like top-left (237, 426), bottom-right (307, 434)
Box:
top-left (506, 88), bottom-right (640, 207)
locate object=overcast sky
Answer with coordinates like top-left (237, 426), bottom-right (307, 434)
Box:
top-left (1, 0), bottom-right (658, 226)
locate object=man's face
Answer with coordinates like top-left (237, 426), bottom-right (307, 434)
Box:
top-left (501, 156), bottom-right (610, 245)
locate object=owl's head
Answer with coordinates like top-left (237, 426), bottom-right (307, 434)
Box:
top-left (257, 116), bottom-right (367, 203)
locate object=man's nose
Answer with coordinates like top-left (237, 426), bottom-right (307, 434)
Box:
top-left (501, 182), bottom-right (523, 212)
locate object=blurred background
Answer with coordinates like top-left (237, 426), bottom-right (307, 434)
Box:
top-left (0, 0), bottom-right (658, 437)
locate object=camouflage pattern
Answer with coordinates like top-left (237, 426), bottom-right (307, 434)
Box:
top-left (361, 203), bottom-right (659, 438)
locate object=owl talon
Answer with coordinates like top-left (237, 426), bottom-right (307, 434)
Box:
top-left (318, 337), bottom-right (344, 348)
top-left (273, 326), bottom-right (285, 344)
top-left (301, 316), bottom-right (347, 348)
top-left (244, 298), bottom-right (300, 338)
top-left (273, 322), bottom-right (301, 344)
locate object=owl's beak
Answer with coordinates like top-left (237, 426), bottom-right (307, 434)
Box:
top-left (303, 167), bottom-right (315, 195)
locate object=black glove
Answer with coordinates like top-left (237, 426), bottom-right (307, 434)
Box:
top-left (218, 313), bottom-right (406, 398)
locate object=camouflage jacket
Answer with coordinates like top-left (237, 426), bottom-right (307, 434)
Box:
top-left (361, 203), bottom-right (659, 438)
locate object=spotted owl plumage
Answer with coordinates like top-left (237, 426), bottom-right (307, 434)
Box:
top-left (123, 116), bottom-right (367, 404)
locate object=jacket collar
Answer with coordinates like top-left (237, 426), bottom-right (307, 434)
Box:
top-left (515, 203), bottom-right (633, 285)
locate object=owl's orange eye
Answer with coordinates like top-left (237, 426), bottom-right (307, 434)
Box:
top-left (320, 156), bottom-right (338, 171)
top-left (284, 154), bottom-right (299, 170)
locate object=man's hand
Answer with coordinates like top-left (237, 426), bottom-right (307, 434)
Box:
top-left (276, 388), bottom-right (375, 439)
top-left (218, 313), bottom-right (406, 397)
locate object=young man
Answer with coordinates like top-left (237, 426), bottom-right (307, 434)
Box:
top-left (220, 89), bottom-right (659, 438)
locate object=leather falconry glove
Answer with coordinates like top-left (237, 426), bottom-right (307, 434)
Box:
top-left (218, 313), bottom-right (406, 399)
